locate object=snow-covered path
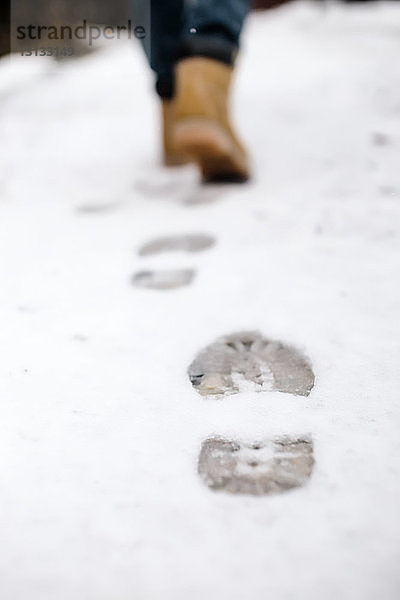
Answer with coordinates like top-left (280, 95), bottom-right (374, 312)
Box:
top-left (1, 2), bottom-right (400, 598)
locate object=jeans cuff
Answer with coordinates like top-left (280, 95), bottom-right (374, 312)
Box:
top-left (177, 35), bottom-right (238, 66)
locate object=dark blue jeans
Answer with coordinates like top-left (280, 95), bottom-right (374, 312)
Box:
top-left (131, 0), bottom-right (250, 97)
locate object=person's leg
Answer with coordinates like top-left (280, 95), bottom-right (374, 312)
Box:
top-left (150, 0), bottom-right (185, 99)
top-left (130, 0), bottom-right (184, 98)
top-left (150, 0), bottom-right (191, 165)
top-left (171, 0), bottom-right (252, 182)
top-left (131, 0), bottom-right (252, 179)
top-left (131, 0), bottom-right (250, 93)
top-left (130, 0), bottom-right (188, 165)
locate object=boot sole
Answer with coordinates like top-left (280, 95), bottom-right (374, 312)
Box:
top-left (172, 119), bottom-right (249, 183)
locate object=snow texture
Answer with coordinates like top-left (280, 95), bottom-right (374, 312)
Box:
top-left (1, 2), bottom-right (400, 599)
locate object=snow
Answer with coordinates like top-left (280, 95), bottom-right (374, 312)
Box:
top-left (1, 1), bottom-right (400, 598)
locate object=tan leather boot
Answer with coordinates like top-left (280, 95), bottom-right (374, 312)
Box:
top-left (171, 57), bottom-right (250, 183)
top-left (161, 100), bottom-right (190, 167)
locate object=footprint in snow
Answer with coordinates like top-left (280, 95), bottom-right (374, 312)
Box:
top-left (132, 269), bottom-right (195, 290)
top-left (134, 169), bottom-right (226, 206)
top-left (138, 234), bottom-right (215, 256)
top-left (189, 331), bottom-right (316, 496)
top-left (133, 233), bottom-right (214, 290)
top-left (75, 202), bottom-right (122, 214)
top-left (198, 436), bottom-right (314, 496)
top-left (188, 330), bottom-right (314, 398)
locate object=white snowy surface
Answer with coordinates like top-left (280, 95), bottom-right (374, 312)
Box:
top-left (1, 2), bottom-right (400, 598)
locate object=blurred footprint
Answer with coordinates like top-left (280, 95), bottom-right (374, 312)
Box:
top-left (188, 331), bottom-right (315, 398)
top-left (198, 435), bottom-right (314, 496)
top-left (138, 234), bottom-right (215, 256)
top-left (134, 167), bottom-right (226, 206)
top-left (76, 202), bottom-right (122, 215)
top-left (132, 269), bottom-right (195, 290)
top-left (183, 183), bottom-right (241, 206)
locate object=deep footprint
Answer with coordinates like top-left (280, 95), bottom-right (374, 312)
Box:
top-left (138, 234), bottom-right (215, 256)
top-left (198, 435), bottom-right (314, 495)
top-left (132, 269), bottom-right (195, 290)
top-left (188, 331), bottom-right (314, 397)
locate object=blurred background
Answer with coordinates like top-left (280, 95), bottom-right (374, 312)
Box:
top-left (2, 0), bottom-right (314, 58)
top-left (1, 0), bottom-right (388, 58)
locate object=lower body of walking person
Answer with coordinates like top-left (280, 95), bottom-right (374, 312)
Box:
top-left (131, 0), bottom-right (251, 182)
